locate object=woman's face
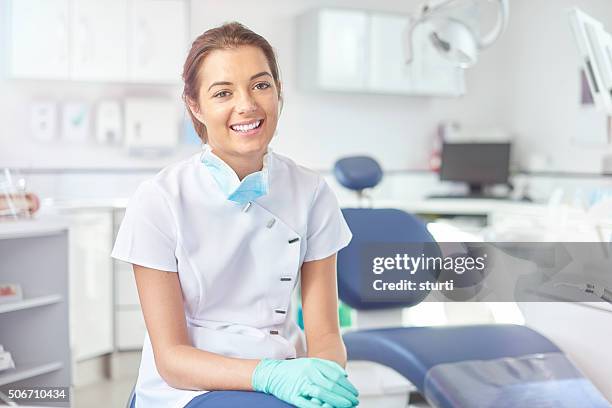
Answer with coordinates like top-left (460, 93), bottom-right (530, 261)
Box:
top-left (190, 45), bottom-right (280, 161)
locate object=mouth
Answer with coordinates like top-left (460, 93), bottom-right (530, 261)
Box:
top-left (229, 119), bottom-right (264, 135)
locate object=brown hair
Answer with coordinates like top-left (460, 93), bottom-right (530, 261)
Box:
top-left (182, 22), bottom-right (282, 142)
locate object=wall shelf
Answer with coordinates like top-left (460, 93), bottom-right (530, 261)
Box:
top-left (0, 219), bottom-right (68, 240)
top-left (0, 361), bottom-right (63, 386)
top-left (0, 294), bottom-right (63, 315)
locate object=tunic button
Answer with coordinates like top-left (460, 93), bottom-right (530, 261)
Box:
top-left (242, 202), bottom-right (252, 212)
top-left (270, 330), bottom-right (279, 335)
top-left (274, 309), bottom-right (286, 314)
top-left (288, 237), bottom-right (299, 244)
top-left (280, 277), bottom-right (292, 282)
top-left (266, 218), bottom-right (276, 228)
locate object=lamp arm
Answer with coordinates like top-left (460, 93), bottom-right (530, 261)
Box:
top-left (478, 0), bottom-right (509, 49)
top-left (404, 17), bottom-right (418, 64)
top-left (421, 0), bottom-right (459, 15)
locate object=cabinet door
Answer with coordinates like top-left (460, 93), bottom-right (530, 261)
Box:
top-left (317, 9), bottom-right (368, 91)
top-left (128, 0), bottom-right (188, 83)
top-left (112, 209), bottom-right (145, 350)
top-left (68, 210), bottom-right (114, 361)
top-left (112, 209), bottom-right (139, 307)
top-left (70, 0), bottom-right (128, 81)
top-left (369, 13), bottom-right (414, 94)
top-left (8, 0), bottom-right (69, 79)
top-left (115, 259), bottom-right (139, 306)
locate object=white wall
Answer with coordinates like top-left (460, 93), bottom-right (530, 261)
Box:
top-left (188, 0), bottom-right (612, 173)
top-left (0, 80), bottom-right (196, 169)
top-left (1, 0), bottom-right (612, 176)
top-left (0, 0), bottom-right (193, 170)
top-left (188, 0), bottom-right (508, 171)
top-left (0, 0), bottom-right (505, 172)
top-left (499, 0), bottom-right (612, 173)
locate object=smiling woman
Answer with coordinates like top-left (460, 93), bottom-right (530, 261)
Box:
top-left (182, 24), bottom-right (282, 179)
top-left (111, 22), bottom-right (359, 408)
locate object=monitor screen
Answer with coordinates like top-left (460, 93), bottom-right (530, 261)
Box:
top-left (440, 143), bottom-right (511, 185)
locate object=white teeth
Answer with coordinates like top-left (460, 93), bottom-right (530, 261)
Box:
top-left (232, 120), bottom-right (261, 132)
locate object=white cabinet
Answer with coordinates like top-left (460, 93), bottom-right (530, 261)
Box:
top-left (52, 206), bottom-right (144, 355)
top-left (8, 0), bottom-right (70, 79)
top-left (0, 220), bottom-right (71, 404)
top-left (66, 210), bottom-right (114, 361)
top-left (115, 308), bottom-right (146, 350)
top-left (368, 13), bottom-right (413, 93)
top-left (113, 208), bottom-right (146, 350)
top-left (70, 0), bottom-right (128, 81)
top-left (316, 9), bottom-right (368, 91)
top-left (7, 0), bottom-right (187, 83)
top-left (297, 8), bottom-right (465, 96)
top-left (115, 257), bottom-right (139, 307)
top-left (128, 0), bottom-right (188, 83)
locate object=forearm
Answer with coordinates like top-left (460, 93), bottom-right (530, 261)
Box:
top-left (307, 332), bottom-right (348, 368)
top-left (159, 344), bottom-right (259, 391)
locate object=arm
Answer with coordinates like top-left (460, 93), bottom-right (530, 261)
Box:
top-left (0, 193), bottom-right (39, 215)
top-left (300, 254), bottom-right (347, 368)
top-left (133, 264), bottom-right (259, 391)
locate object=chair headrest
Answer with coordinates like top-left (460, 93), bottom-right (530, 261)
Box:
top-left (337, 208), bottom-right (441, 310)
top-left (334, 156), bottom-right (383, 191)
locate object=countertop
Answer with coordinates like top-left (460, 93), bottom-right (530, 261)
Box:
top-left (42, 197), bottom-right (549, 215)
top-left (41, 198), bottom-right (130, 211)
top-left (0, 216), bottom-right (70, 240)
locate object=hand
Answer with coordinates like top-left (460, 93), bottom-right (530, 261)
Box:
top-left (252, 358), bottom-right (359, 408)
top-left (0, 192), bottom-right (40, 215)
top-left (310, 397), bottom-right (334, 407)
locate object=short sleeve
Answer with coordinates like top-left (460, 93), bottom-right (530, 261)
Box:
top-left (111, 181), bottom-right (178, 272)
top-left (303, 176), bottom-right (352, 262)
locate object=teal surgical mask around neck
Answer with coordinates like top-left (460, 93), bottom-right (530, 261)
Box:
top-left (200, 144), bottom-right (270, 205)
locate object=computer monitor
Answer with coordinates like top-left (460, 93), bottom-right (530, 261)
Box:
top-left (439, 142), bottom-right (511, 197)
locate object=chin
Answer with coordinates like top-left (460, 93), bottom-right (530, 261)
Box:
top-left (229, 139), bottom-right (265, 156)
top-left (232, 134), bottom-right (272, 155)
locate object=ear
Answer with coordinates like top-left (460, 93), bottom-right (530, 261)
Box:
top-left (276, 80), bottom-right (282, 99)
top-left (186, 96), bottom-right (205, 124)
top-left (276, 81), bottom-right (284, 114)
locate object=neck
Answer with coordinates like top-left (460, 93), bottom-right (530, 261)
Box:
top-left (212, 148), bottom-right (265, 181)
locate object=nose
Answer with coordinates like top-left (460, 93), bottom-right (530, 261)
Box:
top-left (236, 90), bottom-right (258, 115)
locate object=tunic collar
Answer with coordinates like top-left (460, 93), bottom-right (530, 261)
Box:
top-left (200, 144), bottom-right (271, 204)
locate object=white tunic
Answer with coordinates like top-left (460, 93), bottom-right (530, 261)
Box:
top-left (111, 150), bottom-right (352, 408)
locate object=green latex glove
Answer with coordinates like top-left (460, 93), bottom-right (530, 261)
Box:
top-left (252, 358), bottom-right (359, 408)
top-left (311, 397), bottom-right (334, 407)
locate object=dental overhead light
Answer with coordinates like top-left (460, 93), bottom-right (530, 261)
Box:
top-left (405, 0), bottom-right (509, 68)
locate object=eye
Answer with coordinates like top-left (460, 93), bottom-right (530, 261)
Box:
top-left (254, 82), bottom-right (271, 90)
top-left (213, 90), bottom-right (231, 98)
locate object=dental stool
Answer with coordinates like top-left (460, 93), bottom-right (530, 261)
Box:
top-left (334, 156), bottom-right (612, 408)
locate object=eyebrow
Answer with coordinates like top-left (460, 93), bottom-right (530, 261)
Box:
top-left (207, 72), bottom-right (272, 92)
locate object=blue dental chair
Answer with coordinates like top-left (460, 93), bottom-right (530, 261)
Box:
top-left (334, 156), bottom-right (612, 408)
